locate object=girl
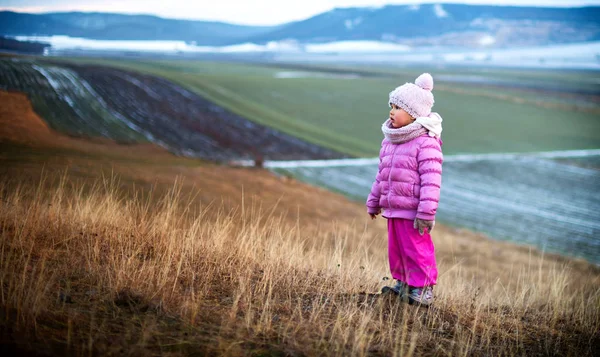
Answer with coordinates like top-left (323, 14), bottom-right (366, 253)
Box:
top-left (366, 73), bottom-right (443, 306)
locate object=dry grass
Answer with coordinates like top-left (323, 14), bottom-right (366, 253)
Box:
top-left (1, 89), bottom-right (599, 356)
top-left (1, 169), bottom-right (598, 356)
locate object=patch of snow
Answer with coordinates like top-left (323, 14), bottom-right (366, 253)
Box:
top-left (444, 52), bottom-right (489, 61)
top-left (409, 4), bottom-right (420, 11)
top-left (405, 42), bottom-right (600, 69)
top-left (265, 40), bottom-right (301, 52)
top-left (433, 4), bottom-right (449, 18)
top-left (62, 94), bottom-right (75, 107)
top-left (263, 149), bottom-right (600, 168)
top-left (32, 62), bottom-right (163, 144)
top-left (123, 75), bottom-right (161, 100)
top-left (305, 40), bottom-right (410, 53)
top-left (265, 157), bottom-right (379, 168)
top-left (483, 41), bottom-right (600, 67)
top-left (344, 17), bottom-right (363, 30)
top-left (470, 17), bottom-right (485, 26)
top-left (32, 64), bottom-right (62, 90)
top-left (479, 35), bottom-right (496, 46)
top-left (344, 19), bottom-right (353, 30)
top-left (14, 35), bottom-right (290, 54)
top-left (219, 43), bottom-right (265, 53)
top-left (445, 149), bottom-right (600, 162)
top-left (14, 35), bottom-right (600, 69)
top-left (380, 33), bottom-right (398, 42)
top-left (274, 71), bottom-right (360, 79)
top-left (169, 85), bottom-right (199, 100)
top-left (15, 35), bottom-right (210, 52)
top-left (18, 35), bottom-right (188, 52)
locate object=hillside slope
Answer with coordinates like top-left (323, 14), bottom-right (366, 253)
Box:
top-left (0, 90), bottom-right (598, 356)
top-left (0, 58), bottom-right (346, 161)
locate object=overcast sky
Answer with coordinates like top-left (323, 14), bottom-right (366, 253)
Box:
top-left (1, 0), bottom-right (599, 25)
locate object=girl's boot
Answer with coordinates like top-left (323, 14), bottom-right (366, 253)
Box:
top-left (381, 280), bottom-right (407, 297)
top-left (406, 286), bottom-right (434, 306)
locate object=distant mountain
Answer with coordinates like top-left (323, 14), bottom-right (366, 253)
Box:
top-left (245, 4), bottom-right (600, 47)
top-left (0, 11), bottom-right (278, 46)
top-left (1, 4), bottom-right (599, 48)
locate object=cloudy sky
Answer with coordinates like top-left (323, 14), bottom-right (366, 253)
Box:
top-left (1, 0), bottom-right (599, 25)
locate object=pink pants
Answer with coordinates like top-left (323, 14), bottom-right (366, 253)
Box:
top-left (388, 218), bottom-right (438, 287)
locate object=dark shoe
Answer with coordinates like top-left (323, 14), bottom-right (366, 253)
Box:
top-left (381, 281), bottom-right (407, 298)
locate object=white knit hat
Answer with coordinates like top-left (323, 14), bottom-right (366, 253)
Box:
top-left (388, 73), bottom-right (435, 118)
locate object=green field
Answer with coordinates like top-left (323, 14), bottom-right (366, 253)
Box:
top-left (42, 57), bottom-right (600, 156)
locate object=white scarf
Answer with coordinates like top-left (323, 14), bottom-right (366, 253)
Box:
top-left (415, 112), bottom-right (443, 138)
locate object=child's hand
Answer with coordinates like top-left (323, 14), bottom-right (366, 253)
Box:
top-left (414, 218), bottom-right (435, 235)
top-left (368, 208), bottom-right (381, 220)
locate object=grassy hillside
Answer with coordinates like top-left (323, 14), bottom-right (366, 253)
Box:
top-left (45, 57), bottom-right (600, 157)
top-left (1, 90), bottom-right (599, 355)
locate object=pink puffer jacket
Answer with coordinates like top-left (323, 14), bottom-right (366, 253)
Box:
top-left (366, 134), bottom-right (443, 220)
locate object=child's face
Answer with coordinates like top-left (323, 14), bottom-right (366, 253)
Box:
top-left (389, 104), bottom-right (415, 128)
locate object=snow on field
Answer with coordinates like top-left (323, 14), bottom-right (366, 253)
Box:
top-left (268, 151), bottom-right (600, 264)
top-left (438, 41), bottom-right (600, 68)
top-left (274, 71), bottom-right (360, 79)
top-left (31, 64), bottom-right (151, 140)
top-left (14, 36), bottom-right (411, 54)
top-left (14, 35), bottom-right (600, 68)
top-left (17, 36), bottom-right (203, 52)
top-left (304, 41), bottom-right (411, 53)
top-left (433, 4), bottom-right (449, 18)
top-left (274, 41), bottom-right (600, 69)
top-left (263, 149), bottom-right (600, 168)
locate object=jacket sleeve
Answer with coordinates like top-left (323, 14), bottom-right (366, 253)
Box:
top-left (416, 138), bottom-right (443, 220)
top-left (366, 157), bottom-right (383, 214)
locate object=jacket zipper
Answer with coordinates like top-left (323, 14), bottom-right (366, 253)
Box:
top-left (387, 145), bottom-right (397, 208)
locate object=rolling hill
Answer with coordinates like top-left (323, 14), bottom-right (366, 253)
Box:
top-left (1, 4), bottom-right (599, 47)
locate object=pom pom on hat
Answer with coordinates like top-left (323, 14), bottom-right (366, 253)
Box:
top-left (415, 73), bottom-right (434, 91)
top-left (388, 73), bottom-right (435, 118)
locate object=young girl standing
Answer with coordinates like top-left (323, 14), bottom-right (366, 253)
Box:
top-left (366, 73), bottom-right (443, 306)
